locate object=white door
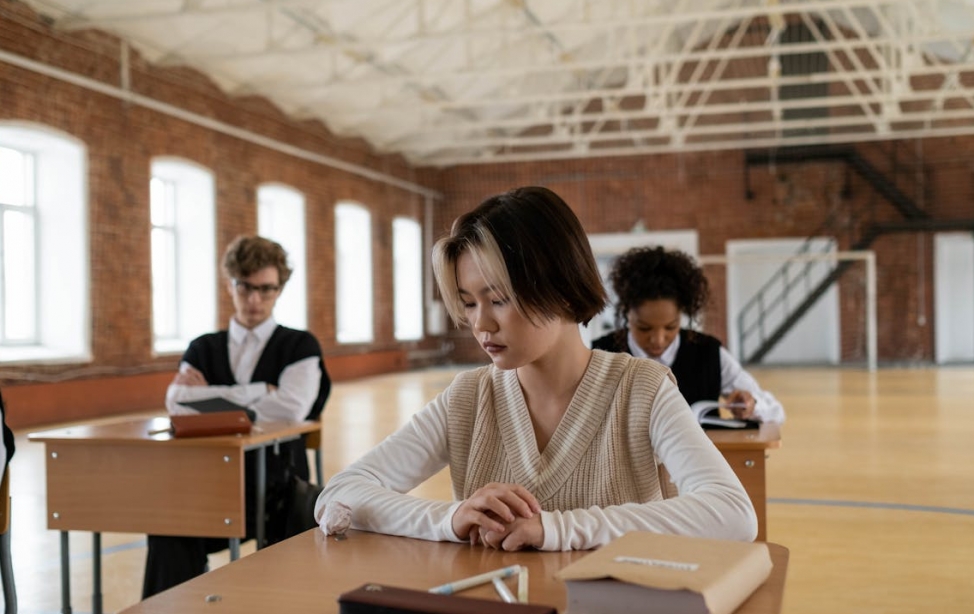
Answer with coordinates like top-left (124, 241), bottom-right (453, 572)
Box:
top-left (726, 238), bottom-right (840, 365)
top-left (934, 232), bottom-right (974, 364)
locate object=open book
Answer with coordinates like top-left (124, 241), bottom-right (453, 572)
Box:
top-left (690, 400), bottom-right (759, 430)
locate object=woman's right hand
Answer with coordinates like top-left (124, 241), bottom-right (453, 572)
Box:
top-left (451, 482), bottom-right (541, 544)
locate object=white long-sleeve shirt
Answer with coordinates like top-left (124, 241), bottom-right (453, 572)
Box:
top-left (629, 330), bottom-right (786, 423)
top-left (316, 352), bottom-right (757, 550)
top-left (165, 317), bottom-right (321, 423)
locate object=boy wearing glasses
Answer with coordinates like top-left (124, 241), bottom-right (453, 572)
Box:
top-left (143, 235), bottom-right (330, 598)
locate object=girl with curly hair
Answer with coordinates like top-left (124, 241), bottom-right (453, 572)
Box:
top-left (592, 246), bottom-right (784, 423)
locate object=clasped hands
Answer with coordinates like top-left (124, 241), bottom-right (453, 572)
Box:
top-left (451, 482), bottom-right (543, 551)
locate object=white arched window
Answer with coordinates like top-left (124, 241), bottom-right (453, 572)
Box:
top-left (0, 123), bottom-right (88, 363)
top-left (258, 184), bottom-right (307, 329)
top-left (150, 158), bottom-right (216, 354)
top-left (335, 202), bottom-right (373, 343)
top-left (392, 216), bottom-right (423, 341)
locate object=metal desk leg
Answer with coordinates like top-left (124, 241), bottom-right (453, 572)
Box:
top-left (315, 448), bottom-right (323, 486)
top-left (256, 446), bottom-right (266, 549)
top-left (60, 531), bottom-right (72, 614)
top-left (92, 532), bottom-right (102, 614)
top-left (0, 526), bottom-right (16, 614)
top-left (228, 538), bottom-right (240, 561)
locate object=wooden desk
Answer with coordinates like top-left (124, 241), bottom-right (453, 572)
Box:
top-left (122, 530), bottom-right (789, 614)
top-left (660, 424), bottom-right (781, 541)
top-left (29, 416), bottom-right (319, 614)
top-left (708, 423), bottom-right (782, 542)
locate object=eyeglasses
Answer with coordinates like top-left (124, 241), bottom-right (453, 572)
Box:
top-left (232, 279), bottom-right (281, 299)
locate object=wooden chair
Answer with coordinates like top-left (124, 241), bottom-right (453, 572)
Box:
top-left (0, 465), bottom-right (16, 614)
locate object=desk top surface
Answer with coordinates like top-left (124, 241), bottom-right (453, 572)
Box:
top-left (123, 530), bottom-right (789, 614)
top-left (28, 415), bottom-right (777, 450)
top-left (27, 415), bottom-right (320, 448)
top-left (706, 422), bottom-right (782, 450)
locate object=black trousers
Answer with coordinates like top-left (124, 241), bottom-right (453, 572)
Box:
top-left (141, 440), bottom-right (308, 599)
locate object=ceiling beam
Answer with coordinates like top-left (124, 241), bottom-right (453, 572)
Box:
top-left (410, 120), bottom-right (974, 166)
top-left (213, 30), bottom-right (974, 92)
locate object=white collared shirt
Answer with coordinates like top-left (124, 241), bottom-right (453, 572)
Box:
top-left (627, 330), bottom-right (785, 423)
top-left (166, 317), bottom-right (322, 423)
top-left (229, 316), bottom-right (277, 384)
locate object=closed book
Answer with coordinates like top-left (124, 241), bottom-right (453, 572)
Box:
top-left (180, 396), bottom-right (258, 422)
top-left (338, 583), bottom-right (556, 614)
top-left (169, 411), bottom-right (253, 438)
top-left (555, 532), bottom-right (772, 614)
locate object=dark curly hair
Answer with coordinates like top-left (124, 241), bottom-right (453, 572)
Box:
top-left (609, 246), bottom-right (709, 330)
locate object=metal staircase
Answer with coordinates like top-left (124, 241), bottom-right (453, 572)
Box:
top-left (738, 145), bottom-right (929, 364)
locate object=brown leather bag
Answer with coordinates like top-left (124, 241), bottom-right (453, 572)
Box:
top-left (169, 411), bottom-right (253, 438)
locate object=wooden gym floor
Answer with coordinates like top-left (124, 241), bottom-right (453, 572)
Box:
top-left (7, 364), bottom-right (974, 613)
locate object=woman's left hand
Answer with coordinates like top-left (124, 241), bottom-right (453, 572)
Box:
top-left (451, 482), bottom-right (540, 543)
top-left (478, 514), bottom-right (544, 551)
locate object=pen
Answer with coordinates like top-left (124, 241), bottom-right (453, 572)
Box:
top-left (147, 426), bottom-right (171, 436)
top-left (517, 566), bottom-right (528, 603)
top-left (492, 577), bottom-right (516, 603)
top-left (428, 565), bottom-right (522, 595)
top-left (719, 402), bottom-right (748, 409)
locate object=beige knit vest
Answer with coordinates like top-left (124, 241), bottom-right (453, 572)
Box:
top-left (446, 351), bottom-right (671, 510)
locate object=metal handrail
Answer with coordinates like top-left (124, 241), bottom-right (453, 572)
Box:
top-left (736, 143), bottom-right (925, 363)
top-left (736, 239), bottom-right (836, 359)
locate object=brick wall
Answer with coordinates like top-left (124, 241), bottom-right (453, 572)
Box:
top-left (2, 2), bottom-right (973, 428)
top-left (0, 3), bottom-right (435, 428)
top-left (432, 144), bottom-right (972, 365)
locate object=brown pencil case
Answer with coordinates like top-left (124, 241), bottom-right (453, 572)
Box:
top-left (169, 411), bottom-right (253, 438)
top-left (338, 583), bottom-right (556, 614)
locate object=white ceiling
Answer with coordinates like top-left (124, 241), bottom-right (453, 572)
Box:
top-left (22, 0), bottom-right (974, 167)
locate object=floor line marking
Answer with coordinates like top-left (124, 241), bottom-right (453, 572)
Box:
top-left (768, 497), bottom-right (974, 516)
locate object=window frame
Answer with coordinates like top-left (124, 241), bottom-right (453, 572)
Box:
top-left (334, 202), bottom-right (374, 344)
top-left (257, 183), bottom-right (308, 330)
top-left (0, 146), bottom-right (40, 346)
top-left (149, 157), bottom-right (217, 355)
top-left (0, 123), bottom-right (89, 365)
top-left (392, 216), bottom-right (424, 342)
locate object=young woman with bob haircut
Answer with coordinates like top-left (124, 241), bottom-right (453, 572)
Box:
top-left (315, 186), bottom-right (756, 551)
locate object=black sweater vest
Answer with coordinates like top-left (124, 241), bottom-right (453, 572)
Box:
top-left (592, 328), bottom-right (723, 405)
top-left (183, 325), bottom-right (330, 421)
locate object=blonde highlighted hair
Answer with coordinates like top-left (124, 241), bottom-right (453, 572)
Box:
top-left (432, 186), bottom-right (606, 328)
